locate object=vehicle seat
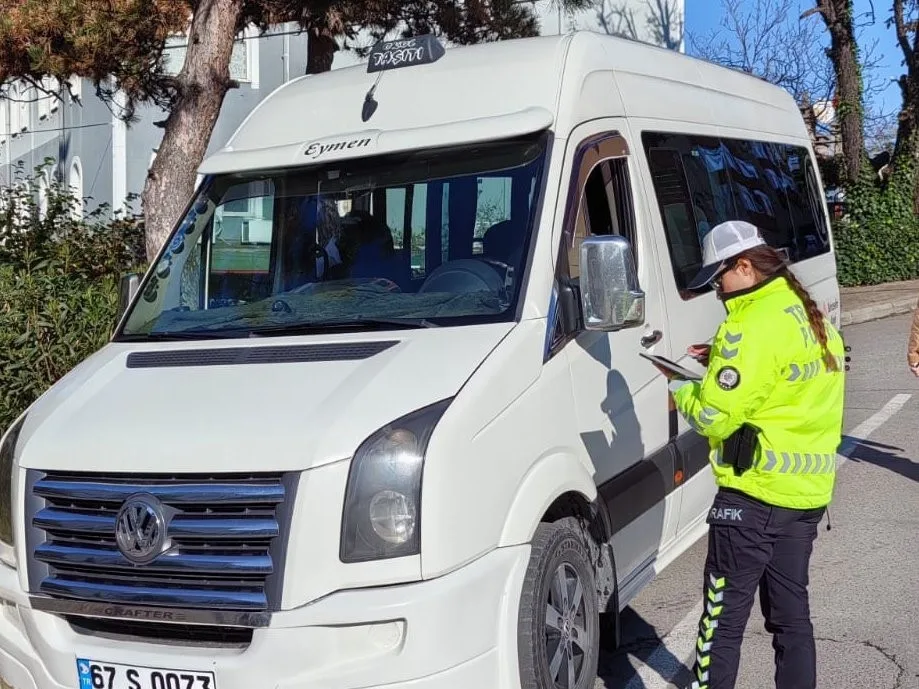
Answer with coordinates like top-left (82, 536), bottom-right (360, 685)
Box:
top-left (482, 220), bottom-right (525, 269)
top-left (343, 211), bottom-right (410, 287)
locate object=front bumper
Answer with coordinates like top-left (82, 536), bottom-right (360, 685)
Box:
top-left (0, 545), bottom-right (529, 689)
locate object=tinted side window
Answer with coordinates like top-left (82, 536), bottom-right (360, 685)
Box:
top-left (642, 132), bottom-right (831, 293)
top-left (792, 149), bottom-right (833, 257)
top-left (644, 146), bottom-right (704, 289)
top-left (722, 138), bottom-right (795, 251)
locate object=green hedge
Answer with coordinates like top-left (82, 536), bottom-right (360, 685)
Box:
top-left (0, 161), bottom-right (145, 436)
top-left (834, 156), bottom-right (919, 287)
top-left (834, 214), bottom-right (919, 287)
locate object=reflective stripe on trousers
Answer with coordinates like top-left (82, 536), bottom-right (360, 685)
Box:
top-left (761, 451), bottom-right (836, 474)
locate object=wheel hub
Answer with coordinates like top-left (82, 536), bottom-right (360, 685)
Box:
top-left (544, 563), bottom-right (590, 689)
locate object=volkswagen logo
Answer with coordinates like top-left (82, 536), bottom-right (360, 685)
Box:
top-left (115, 494), bottom-right (167, 564)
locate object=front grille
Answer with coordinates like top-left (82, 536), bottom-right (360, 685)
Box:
top-left (27, 471), bottom-right (292, 614)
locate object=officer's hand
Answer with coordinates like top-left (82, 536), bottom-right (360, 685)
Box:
top-left (652, 362), bottom-right (677, 380)
top-left (688, 344), bottom-right (711, 367)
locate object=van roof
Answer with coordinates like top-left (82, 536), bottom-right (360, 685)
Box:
top-left (199, 31), bottom-right (807, 175)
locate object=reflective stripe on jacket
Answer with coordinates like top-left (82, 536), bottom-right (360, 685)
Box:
top-left (673, 276), bottom-right (846, 510)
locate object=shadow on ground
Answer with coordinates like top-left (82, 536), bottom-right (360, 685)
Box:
top-left (843, 436), bottom-right (919, 483)
top-left (597, 607), bottom-right (695, 688)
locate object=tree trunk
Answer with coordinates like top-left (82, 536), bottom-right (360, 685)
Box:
top-left (893, 72), bottom-right (919, 212)
top-left (140, 0), bottom-right (243, 261)
top-left (805, 1), bottom-right (865, 184)
top-left (890, 0), bottom-right (919, 211)
top-left (305, 26), bottom-right (338, 75)
top-left (817, 0), bottom-right (865, 185)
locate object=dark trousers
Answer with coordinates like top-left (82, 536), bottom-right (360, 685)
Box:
top-left (690, 488), bottom-right (825, 689)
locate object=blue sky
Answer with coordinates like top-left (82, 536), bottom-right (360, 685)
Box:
top-left (686, 0), bottom-right (904, 117)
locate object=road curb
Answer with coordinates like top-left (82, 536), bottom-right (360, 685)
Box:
top-left (841, 295), bottom-right (917, 327)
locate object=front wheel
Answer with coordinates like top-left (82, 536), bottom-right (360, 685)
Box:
top-left (517, 518), bottom-right (600, 689)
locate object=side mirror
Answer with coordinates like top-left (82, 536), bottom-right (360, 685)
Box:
top-left (579, 235), bottom-right (645, 331)
top-left (117, 273), bottom-right (142, 320)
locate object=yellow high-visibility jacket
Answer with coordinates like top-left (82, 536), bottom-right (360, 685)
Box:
top-left (673, 276), bottom-right (846, 509)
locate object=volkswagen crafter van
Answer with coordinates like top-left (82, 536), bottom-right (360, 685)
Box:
top-left (0, 31), bottom-right (841, 689)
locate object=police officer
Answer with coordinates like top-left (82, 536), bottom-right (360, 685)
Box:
top-left (658, 221), bottom-right (846, 689)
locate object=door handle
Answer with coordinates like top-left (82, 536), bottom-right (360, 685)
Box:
top-left (641, 329), bottom-right (663, 348)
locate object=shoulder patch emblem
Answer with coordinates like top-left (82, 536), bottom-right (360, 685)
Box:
top-left (717, 366), bottom-right (740, 390)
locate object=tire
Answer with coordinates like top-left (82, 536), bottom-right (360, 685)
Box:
top-left (517, 517), bottom-right (600, 689)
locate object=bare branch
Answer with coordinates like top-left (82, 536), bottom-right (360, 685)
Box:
top-left (0, 76), bottom-right (67, 104)
top-left (691, 0), bottom-right (832, 105)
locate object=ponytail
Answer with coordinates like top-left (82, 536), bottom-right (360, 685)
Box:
top-left (781, 269), bottom-right (839, 372)
top-left (740, 245), bottom-right (839, 373)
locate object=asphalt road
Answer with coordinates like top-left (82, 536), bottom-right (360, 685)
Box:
top-left (598, 313), bottom-right (919, 689)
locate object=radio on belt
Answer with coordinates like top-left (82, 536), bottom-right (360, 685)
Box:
top-left (366, 34), bottom-right (446, 73)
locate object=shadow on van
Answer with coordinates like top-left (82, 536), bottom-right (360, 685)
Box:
top-left (579, 366), bottom-right (645, 492)
top-left (597, 608), bottom-right (695, 688)
top-left (576, 334), bottom-right (645, 471)
top-left (577, 333), bottom-right (669, 577)
top-left (572, 334), bottom-right (689, 686)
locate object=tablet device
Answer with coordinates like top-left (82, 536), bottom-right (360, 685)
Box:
top-left (639, 352), bottom-right (703, 381)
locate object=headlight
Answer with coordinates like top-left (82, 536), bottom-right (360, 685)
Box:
top-left (340, 399), bottom-right (452, 563)
top-left (0, 413), bottom-right (26, 550)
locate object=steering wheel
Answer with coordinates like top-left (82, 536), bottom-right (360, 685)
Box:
top-left (418, 258), bottom-right (508, 296)
top-left (480, 257), bottom-right (513, 281)
top-left (369, 277), bottom-right (403, 292)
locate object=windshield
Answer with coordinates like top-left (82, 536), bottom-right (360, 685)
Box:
top-left (119, 133), bottom-right (548, 340)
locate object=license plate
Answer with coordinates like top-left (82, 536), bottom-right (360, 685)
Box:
top-left (77, 659), bottom-right (217, 689)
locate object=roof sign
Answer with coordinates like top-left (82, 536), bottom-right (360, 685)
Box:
top-left (367, 35), bottom-right (445, 73)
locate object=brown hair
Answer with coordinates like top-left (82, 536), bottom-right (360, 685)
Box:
top-left (739, 245), bottom-right (839, 372)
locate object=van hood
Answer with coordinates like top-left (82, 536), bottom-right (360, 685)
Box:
top-left (17, 324), bottom-right (513, 473)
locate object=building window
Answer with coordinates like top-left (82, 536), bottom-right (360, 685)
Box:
top-left (164, 32), bottom-right (253, 82)
top-left (9, 84), bottom-right (21, 135)
top-left (38, 170), bottom-right (51, 220)
top-left (38, 76), bottom-right (59, 120)
top-left (70, 158), bottom-right (84, 220)
top-left (67, 76), bottom-right (82, 104)
top-left (229, 39), bottom-right (249, 81)
top-left (38, 89), bottom-right (51, 120)
top-left (0, 97), bottom-right (7, 145)
top-left (19, 84), bottom-right (31, 132)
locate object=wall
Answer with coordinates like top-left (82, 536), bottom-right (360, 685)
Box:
top-left (0, 78), bottom-right (116, 217)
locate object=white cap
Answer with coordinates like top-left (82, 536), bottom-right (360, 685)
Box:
top-left (687, 220), bottom-right (766, 290)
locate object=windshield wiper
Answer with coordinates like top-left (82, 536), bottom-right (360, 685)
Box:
top-left (118, 318), bottom-right (440, 342)
top-left (115, 331), bottom-right (244, 342)
top-left (246, 317), bottom-right (440, 337)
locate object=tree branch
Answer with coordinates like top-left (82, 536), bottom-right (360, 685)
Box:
top-left (692, 0), bottom-right (833, 104)
top-left (800, 7), bottom-right (825, 20)
top-left (893, 0), bottom-right (912, 64)
top-left (0, 76), bottom-right (67, 104)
